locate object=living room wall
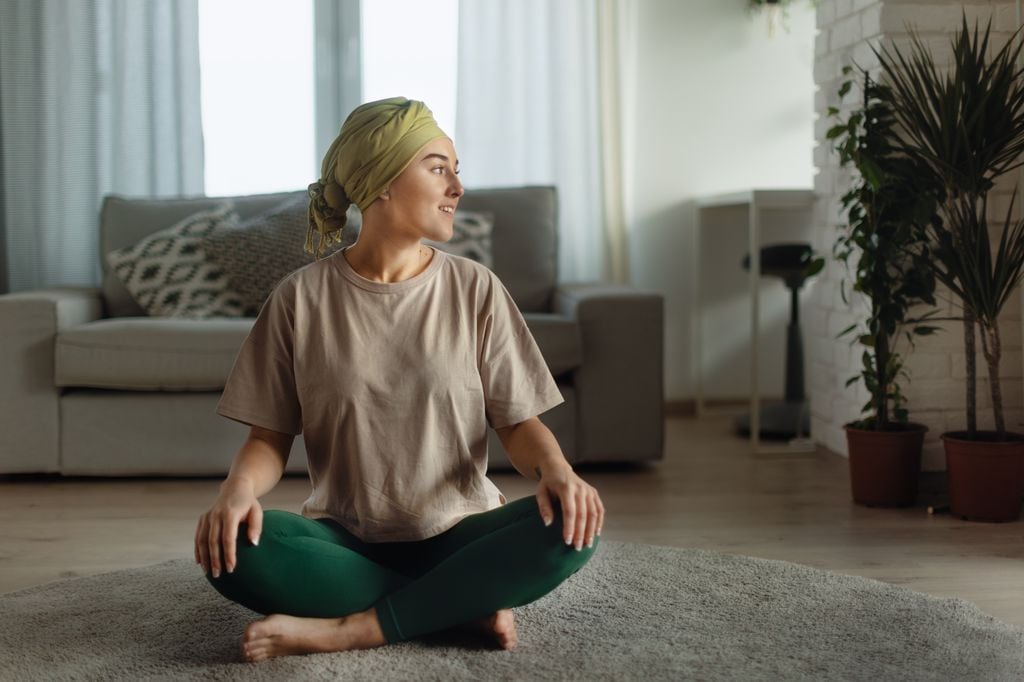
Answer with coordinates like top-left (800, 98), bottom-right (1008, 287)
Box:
top-left (624, 0), bottom-right (817, 407)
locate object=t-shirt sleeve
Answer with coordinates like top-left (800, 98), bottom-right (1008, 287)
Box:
top-left (478, 272), bottom-right (565, 430)
top-left (216, 279), bottom-right (303, 435)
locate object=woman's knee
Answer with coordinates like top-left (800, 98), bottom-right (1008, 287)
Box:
top-left (525, 498), bottom-right (598, 572)
top-left (206, 514), bottom-right (294, 612)
top-left (210, 510), bottom-right (294, 589)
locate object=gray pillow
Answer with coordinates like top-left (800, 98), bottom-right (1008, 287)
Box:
top-left (202, 195), bottom-right (360, 316)
top-left (104, 204), bottom-right (247, 319)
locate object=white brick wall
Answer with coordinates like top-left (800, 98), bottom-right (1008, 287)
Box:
top-left (811, 0), bottom-right (1024, 468)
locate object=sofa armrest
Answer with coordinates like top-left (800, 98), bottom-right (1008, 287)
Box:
top-left (0, 287), bottom-right (104, 473)
top-left (554, 282), bottom-right (664, 463)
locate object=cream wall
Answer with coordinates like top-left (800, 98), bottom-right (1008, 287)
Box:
top-left (625, 0), bottom-right (818, 403)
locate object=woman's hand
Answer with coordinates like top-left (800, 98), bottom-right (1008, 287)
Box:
top-left (195, 478), bottom-right (263, 578)
top-left (536, 465), bottom-right (604, 551)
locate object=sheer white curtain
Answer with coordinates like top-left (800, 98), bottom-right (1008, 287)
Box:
top-left (596, 0), bottom-right (637, 286)
top-left (455, 0), bottom-right (609, 283)
top-left (0, 0), bottom-right (205, 293)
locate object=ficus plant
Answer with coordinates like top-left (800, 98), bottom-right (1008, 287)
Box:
top-left (820, 66), bottom-right (946, 431)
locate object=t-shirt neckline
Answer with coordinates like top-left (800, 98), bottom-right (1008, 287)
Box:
top-left (333, 245), bottom-right (445, 293)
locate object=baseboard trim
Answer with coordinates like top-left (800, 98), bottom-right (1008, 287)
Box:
top-left (665, 398), bottom-right (783, 416)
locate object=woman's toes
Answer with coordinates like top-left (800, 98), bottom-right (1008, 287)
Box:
top-left (485, 610), bottom-right (517, 649)
top-left (242, 635), bottom-right (271, 662)
top-left (244, 618), bottom-right (270, 642)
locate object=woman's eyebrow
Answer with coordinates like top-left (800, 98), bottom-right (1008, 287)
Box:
top-left (423, 153), bottom-right (460, 167)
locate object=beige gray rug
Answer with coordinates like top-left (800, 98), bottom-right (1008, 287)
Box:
top-left (1, 540), bottom-right (1022, 680)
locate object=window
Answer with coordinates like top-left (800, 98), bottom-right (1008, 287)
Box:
top-left (198, 0), bottom-right (315, 197)
top-left (197, 0), bottom-right (457, 197)
top-left (361, 0), bottom-right (459, 139)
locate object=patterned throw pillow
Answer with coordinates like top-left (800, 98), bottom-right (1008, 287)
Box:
top-left (105, 204), bottom-right (246, 318)
top-left (202, 194), bottom-right (358, 316)
top-left (424, 211), bottom-right (495, 267)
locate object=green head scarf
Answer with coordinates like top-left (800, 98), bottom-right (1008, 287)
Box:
top-left (306, 96), bottom-right (449, 259)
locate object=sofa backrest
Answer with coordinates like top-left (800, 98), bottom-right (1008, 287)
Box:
top-left (99, 185), bottom-right (558, 318)
top-left (457, 185), bottom-right (558, 313)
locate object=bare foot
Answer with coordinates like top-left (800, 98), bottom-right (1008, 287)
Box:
top-left (470, 609), bottom-right (517, 650)
top-left (240, 608), bottom-right (387, 663)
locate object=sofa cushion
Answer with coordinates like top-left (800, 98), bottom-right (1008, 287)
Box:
top-left (202, 195), bottom-right (353, 317)
top-left (55, 318), bottom-right (255, 390)
top-left (54, 313), bottom-right (581, 390)
top-left (104, 205), bottom-right (249, 319)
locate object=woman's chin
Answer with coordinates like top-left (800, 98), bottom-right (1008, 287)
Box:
top-left (425, 231), bottom-right (452, 244)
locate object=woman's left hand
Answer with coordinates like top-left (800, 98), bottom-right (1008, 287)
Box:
top-left (536, 465), bottom-right (604, 551)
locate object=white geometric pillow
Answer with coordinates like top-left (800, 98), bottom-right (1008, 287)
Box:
top-left (104, 204), bottom-right (247, 319)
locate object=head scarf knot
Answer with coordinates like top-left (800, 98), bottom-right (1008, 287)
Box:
top-left (306, 96), bottom-right (448, 259)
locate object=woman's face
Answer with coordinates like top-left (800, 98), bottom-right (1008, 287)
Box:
top-left (382, 136), bottom-right (464, 242)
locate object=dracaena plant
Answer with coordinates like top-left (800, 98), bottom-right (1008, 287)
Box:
top-left (874, 14), bottom-right (1024, 440)
top-left (823, 66), bottom-right (944, 431)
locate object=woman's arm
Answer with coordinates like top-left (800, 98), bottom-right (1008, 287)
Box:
top-left (496, 417), bottom-right (604, 551)
top-left (196, 425), bottom-right (295, 577)
top-left (495, 417), bottom-right (571, 481)
top-left (222, 425), bottom-right (295, 498)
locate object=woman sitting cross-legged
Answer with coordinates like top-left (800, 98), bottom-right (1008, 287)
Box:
top-left (194, 97), bottom-right (604, 663)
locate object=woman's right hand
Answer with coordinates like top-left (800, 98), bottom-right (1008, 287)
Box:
top-left (195, 478), bottom-right (263, 578)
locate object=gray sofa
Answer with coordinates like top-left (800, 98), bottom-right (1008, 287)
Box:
top-left (0, 185), bottom-right (664, 476)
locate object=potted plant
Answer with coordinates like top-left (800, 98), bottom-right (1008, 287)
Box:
top-left (875, 14), bottom-right (1024, 521)
top-left (823, 66), bottom-right (945, 507)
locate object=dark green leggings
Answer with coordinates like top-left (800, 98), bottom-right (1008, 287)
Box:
top-left (205, 495), bottom-right (598, 643)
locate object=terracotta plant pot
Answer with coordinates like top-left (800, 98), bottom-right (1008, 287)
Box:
top-left (941, 431), bottom-right (1024, 522)
top-left (844, 422), bottom-right (926, 507)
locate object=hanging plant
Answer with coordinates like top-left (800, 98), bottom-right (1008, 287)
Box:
top-left (747, 0), bottom-right (820, 38)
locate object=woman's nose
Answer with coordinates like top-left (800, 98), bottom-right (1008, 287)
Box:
top-left (450, 177), bottom-right (464, 197)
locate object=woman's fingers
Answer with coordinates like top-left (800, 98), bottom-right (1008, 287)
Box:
top-left (222, 518), bottom-right (238, 574)
top-left (247, 503), bottom-right (263, 546)
top-left (207, 516), bottom-right (223, 577)
top-left (536, 486), bottom-right (554, 527)
top-left (561, 493), bottom-right (576, 546)
top-left (195, 515), bottom-right (207, 571)
top-left (574, 490), bottom-right (588, 550)
top-left (542, 472), bottom-right (605, 550)
top-left (584, 495), bottom-right (599, 548)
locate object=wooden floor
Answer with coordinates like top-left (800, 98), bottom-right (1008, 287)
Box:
top-left (2, 415), bottom-right (1023, 627)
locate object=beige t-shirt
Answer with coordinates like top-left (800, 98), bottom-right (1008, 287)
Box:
top-left (216, 246), bottom-right (565, 542)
